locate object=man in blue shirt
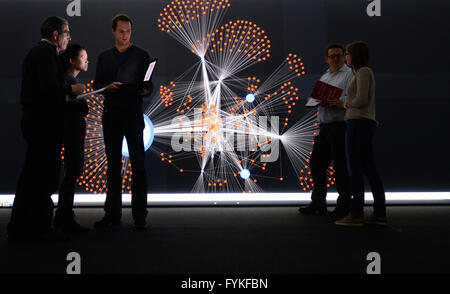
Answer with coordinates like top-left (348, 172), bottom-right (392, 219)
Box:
top-left (299, 44), bottom-right (353, 220)
top-left (94, 14), bottom-right (153, 230)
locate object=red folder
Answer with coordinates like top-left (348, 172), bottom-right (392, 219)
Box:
top-left (310, 80), bottom-right (343, 105)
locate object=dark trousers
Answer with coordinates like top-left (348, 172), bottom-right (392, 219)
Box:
top-left (56, 112), bottom-right (86, 219)
top-left (102, 108), bottom-right (148, 221)
top-left (310, 122), bottom-right (351, 212)
top-left (346, 119), bottom-right (386, 217)
top-left (8, 113), bottom-right (62, 236)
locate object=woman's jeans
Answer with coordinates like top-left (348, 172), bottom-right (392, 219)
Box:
top-left (346, 119), bottom-right (386, 217)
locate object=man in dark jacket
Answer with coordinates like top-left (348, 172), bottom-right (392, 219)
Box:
top-left (93, 14), bottom-right (153, 230)
top-left (8, 16), bottom-right (85, 241)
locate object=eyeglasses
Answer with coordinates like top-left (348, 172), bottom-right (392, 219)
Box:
top-left (327, 54), bottom-right (344, 59)
top-left (61, 30), bottom-right (71, 36)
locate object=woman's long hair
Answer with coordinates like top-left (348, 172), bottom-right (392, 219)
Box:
top-left (346, 41), bottom-right (369, 71)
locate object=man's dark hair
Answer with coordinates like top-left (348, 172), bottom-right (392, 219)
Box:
top-left (346, 41), bottom-right (369, 70)
top-left (60, 44), bottom-right (87, 72)
top-left (41, 16), bottom-right (69, 39)
top-left (326, 43), bottom-right (345, 56)
top-left (112, 14), bottom-right (133, 31)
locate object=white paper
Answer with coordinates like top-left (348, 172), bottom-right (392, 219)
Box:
top-left (305, 97), bottom-right (320, 107)
top-left (76, 87), bottom-right (106, 100)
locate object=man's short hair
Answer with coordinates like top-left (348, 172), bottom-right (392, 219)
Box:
top-left (41, 16), bottom-right (68, 39)
top-left (112, 14), bottom-right (133, 31)
top-left (326, 43), bottom-right (345, 56)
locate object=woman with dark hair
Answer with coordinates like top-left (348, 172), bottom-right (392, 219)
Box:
top-left (54, 44), bottom-right (90, 233)
top-left (335, 41), bottom-right (387, 227)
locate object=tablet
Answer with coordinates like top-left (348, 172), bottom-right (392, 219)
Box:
top-left (120, 58), bottom-right (157, 88)
top-left (144, 59), bottom-right (157, 82)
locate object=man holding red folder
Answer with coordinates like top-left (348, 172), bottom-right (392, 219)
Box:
top-left (299, 44), bottom-right (353, 220)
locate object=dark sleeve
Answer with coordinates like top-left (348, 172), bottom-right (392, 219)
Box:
top-left (93, 54), bottom-right (106, 90)
top-left (64, 74), bottom-right (79, 100)
top-left (35, 47), bottom-right (72, 97)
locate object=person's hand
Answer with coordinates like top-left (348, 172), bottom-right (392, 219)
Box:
top-left (328, 98), bottom-right (345, 108)
top-left (141, 88), bottom-right (151, 96)
top-left (346, 100), bottom-right (352, 108)
top-left (106, 82), bottom-right (123, 93)
top-left (141, 81), bottom-right (153, 96)
top-left (71, 83), bottom-right (86, 95)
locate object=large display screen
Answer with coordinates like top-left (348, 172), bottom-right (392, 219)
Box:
top-left (0, 0), bottom-right (449, 196)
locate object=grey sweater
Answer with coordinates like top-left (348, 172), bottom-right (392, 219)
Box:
top-left (345, 67), bottom-right (378, 125)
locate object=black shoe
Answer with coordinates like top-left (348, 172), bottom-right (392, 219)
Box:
top-left (94, 216), bottom-right (121, 229)
top-left (298, 205), bottom-right (327, 215)
top-left (54, 211), bottom-right (90, 233)
top-left (38, 229), bottom-right (71, 243)
top-left (133, 219), bottom-right (148, 230)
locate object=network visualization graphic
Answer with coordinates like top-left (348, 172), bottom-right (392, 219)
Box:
top-left (74, 0), bottom-right (336, 194)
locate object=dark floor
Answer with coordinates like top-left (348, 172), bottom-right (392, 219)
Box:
top-left (1, 206), bottom-right (449, 274)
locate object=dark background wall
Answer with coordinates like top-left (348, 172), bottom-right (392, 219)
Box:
top-left (0, 0), bottom-right (449, 193)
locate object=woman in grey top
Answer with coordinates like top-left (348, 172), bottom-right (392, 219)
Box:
top-left (335, 41), bottom-right (387, 227)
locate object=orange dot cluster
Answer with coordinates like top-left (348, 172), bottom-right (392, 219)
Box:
top-left (160, 82), bottom-right (175, 107)
top-left (208, 179), bottom-right (227, 187)
top-left (78, 87), bottom-right (108, 194)
top-left (209, 20), bottom-right (270, 62)
top-left (296, 121), bottom-right (333, 192)
top-left (264, 81), bottom-right (300, 125)
top-left (158, 0), bottom-right (230, 33)
top-left (177, 94), bottom-right (194, 113)
top-left (247, 76), bottom-right (260, 93)
top-left (199, 104), bottom-right (223, 150)
top-left (73, 83), bottom-right (134, 194)
top-left (78, 155), bottom-right (108, 193)
top-left (286, 53), bottom-right (305, 77)
top-left (298, 164), bottom-right (336, 192)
